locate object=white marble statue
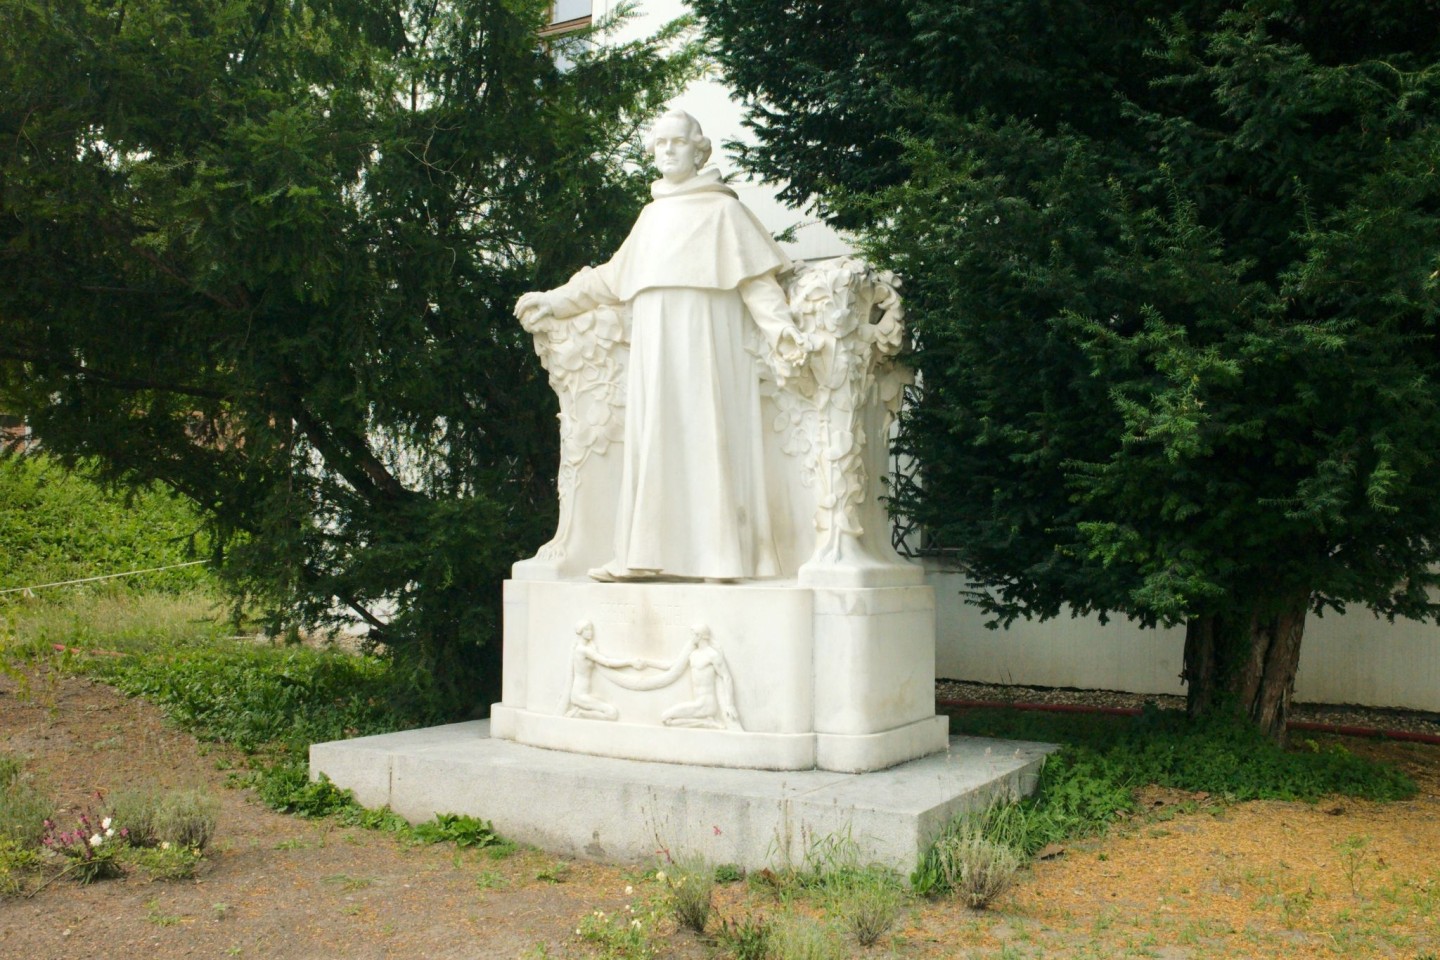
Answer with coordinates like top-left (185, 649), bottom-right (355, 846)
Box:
top-left (497, 113), bottom-right (948, 773)
top-left (516, 110), bottom-right (807, 582)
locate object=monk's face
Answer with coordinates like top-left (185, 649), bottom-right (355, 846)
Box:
top-left (653, 117), bottom-right (699, 183)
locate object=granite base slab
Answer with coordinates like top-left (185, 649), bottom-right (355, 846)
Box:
top-left (310, 722), bottom-right (1055, 872)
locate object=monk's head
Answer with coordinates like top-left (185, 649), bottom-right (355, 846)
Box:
top-left (651, 110), bottom-right (711, 182)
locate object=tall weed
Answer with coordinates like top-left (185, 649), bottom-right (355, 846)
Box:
top-left (0, 755), bottom-right (50, 846)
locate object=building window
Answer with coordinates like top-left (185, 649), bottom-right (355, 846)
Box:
top-left (542, 0), bottom-right (592, 35)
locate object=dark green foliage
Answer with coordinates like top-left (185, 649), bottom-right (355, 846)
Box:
top-left (84, 636), bottom-right (513, 850)
top-left (257, 767), bottom-right (514, 852)
top-left (0, 456), bottom-right (211, 595)
top-left (695, 0), bottom-right (1440, 728)
top-left (0, 0), bottom-right (694, 711)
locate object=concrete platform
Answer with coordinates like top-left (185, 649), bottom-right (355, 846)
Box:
top-left (310, 722), bottom-right (1055, 872)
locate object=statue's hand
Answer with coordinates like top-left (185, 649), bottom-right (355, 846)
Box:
top-left (780, 326), bottom-right (811, 362)
top-left (772, 327), bottom-right (810, 382)
top-left (515, 291), bottom-right (555, 326)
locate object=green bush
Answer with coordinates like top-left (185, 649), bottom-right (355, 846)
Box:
top-left (950, 705), bottom-right (1414, 819)
top-left (767, 914), bottom-right (844, 960)
top-left (105, 789), bottom-right (162, 847)
top-left (832, 870), bottom-right (905, 946)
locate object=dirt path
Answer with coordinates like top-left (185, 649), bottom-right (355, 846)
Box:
top-left (3, 670), bottom-right (1438, 959)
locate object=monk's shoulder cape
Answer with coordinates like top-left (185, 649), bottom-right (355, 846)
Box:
top-left (598, 173), bottom-right (791, 300)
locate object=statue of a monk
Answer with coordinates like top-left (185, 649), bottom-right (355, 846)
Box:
top-left (515, 110), bottom-right (806, 582)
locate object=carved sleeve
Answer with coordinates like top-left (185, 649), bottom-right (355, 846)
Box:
top-left (737, 272), bottom-right (797, 349)
top-left (548, 264), bottom-right (622, 319)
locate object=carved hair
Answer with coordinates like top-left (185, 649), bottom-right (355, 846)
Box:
top-left (651, 109), bottom-right (712, 170)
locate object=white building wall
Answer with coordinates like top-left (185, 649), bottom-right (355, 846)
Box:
top-left (931, 570), bottom-right (1440, 712)
top-left (599, 2), bottom-right (1440, 713)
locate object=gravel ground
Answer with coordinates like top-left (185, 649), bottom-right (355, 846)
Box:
top-left (936, 678), bottom-right (1440, 738)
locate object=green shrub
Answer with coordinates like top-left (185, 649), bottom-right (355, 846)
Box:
top-left (0, 838), bottom-right (42, 897)
top-left (105, 789), bottom-right (162, 847)
top-left (106, 787), bottom-right (218, 851)
top-left (255, 766), bottom-right (358, 818)
top-left (947, 706), bottom-right (1416, 804)
top-left (713, 862), bottom-right (745, 884)
top-left (89, 643), bottom-right (444, 758)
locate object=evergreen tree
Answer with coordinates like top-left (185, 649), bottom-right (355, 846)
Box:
top-left (0, 0), bottom-right (693, 710)
top-left (694, 0), bottom-right (1440, 738)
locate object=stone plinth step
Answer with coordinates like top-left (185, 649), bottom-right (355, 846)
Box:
top-left (310, 723), bottom-right (1055, 872)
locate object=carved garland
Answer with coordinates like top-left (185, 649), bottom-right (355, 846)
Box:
top-left (770, 259), bottom-right (909, 556)
top-left (519, 305), bottom-right (629, 562)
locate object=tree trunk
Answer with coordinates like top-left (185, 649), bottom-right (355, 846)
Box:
top-left (1180, 593), bottom-right (1309, 744)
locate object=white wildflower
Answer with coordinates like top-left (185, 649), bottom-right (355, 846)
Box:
top-left (89, 833), bottom-right (104, 847)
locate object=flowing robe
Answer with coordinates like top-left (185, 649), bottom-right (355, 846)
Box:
top-left (547, 171), bottom-right (794, 579)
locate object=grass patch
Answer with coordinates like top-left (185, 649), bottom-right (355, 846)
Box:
top-left (87, 643), bottom-right (444, 756)
top-left (943, 704), bottom-right (1415, 860)
top-left (0, 455), bottom-right (212, 597)
top-left (910, 703), bottom-right (1422, 904)
top-left (948, 705), bottom-right (1416, 803)
top-left (2, 587), bottom-right (233, 659)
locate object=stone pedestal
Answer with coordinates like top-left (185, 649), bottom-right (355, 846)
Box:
top-left (491, 579), bottom-right (948, 773)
